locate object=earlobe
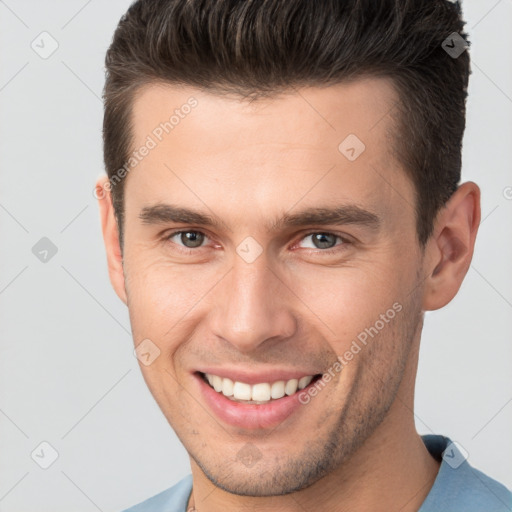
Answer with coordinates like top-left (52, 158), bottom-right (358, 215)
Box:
top-left (96, 176), bottom-right (128, 305)
top-left (422, 182), bottom-right (481, 311)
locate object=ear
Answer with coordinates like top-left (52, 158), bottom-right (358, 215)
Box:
top-left (95, 176), bottom-right (127, 305)
top-left (422, 181), bottom-right (481, 311)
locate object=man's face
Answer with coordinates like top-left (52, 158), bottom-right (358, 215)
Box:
top-left (119, 78), bottom-right (427, 495)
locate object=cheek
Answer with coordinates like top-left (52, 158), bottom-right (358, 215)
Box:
top-left (291, 263), bottom-right (406, 342)
top-left (124, 254), bottom-right (219, 340)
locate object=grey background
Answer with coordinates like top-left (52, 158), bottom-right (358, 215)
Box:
top-left (0, 1), bottom-right (511, 511)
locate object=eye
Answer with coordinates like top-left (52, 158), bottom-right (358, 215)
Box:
top-left (296, 232), bottom-right (349, 252)
top-left (165, 230), bottom-right (208, 250)
top-left (162, 229), bottom-right (350, 255)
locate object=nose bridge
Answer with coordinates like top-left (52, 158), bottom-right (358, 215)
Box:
top-left (212, 255), bottom-right (296, 352)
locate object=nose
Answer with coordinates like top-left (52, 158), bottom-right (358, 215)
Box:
top-left (211, 255), bottom-right (297, 353)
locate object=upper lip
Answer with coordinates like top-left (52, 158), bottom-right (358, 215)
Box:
top-left (195, 368), bottom-right (322, 385)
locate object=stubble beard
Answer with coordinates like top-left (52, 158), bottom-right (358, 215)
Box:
top-left (187, 294), bottom-right (422, 497)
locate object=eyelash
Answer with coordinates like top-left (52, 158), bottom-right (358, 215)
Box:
top-left (162, 229), bottom-right (351, 255)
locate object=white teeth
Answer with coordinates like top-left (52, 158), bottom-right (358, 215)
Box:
top-left (251, 383), bottom-right (271, 402)
top-left (271, 380), bottom-right (285, 399)
top-left (212, 375), bottom-right (223, 392)
top-left (204, 373), bottom-right (315, 402)
top-left (285, 378), bottom-right (298, 396)
top-left (222, 377), bottom-right (234, 397)
top-left (233, 381), bottom-right (252, 400)
top-left (298, 375), bottom-right (313, 390)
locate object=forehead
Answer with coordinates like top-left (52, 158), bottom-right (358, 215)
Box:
top-left (130, 77), bottom-right (399, 150)
top-left (125, 77), bottom-right (413, 233)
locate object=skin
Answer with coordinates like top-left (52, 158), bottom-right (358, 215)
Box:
top-left (97, 77), bottom-right (480, 512)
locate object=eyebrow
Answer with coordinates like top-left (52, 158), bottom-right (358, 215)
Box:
top-left (139, 203), bottom-right (381, 232)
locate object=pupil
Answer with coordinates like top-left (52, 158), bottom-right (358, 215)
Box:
top-left (182, 231), bottom-right (203, 248)
top-left (314, 233), bottom-right (335, 249)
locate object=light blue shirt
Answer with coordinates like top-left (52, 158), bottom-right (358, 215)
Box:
top-left (122, 434), bottom-right (512, 511)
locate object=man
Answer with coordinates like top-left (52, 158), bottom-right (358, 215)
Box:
top-left (96, 0), bottom-right (512, 510)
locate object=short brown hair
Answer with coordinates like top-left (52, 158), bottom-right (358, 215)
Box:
top-left (103, 0), bottom-right (470, 249)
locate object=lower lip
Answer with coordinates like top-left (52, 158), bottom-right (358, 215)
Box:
top-left (195, 373), bottom-right (316, 430)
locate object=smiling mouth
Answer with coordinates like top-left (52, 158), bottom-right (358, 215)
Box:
top-left (199, 372), bottom-right (322, 404)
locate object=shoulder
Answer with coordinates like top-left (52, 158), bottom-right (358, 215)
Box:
top-left (420, 435), bottom-right (512, 512)
top-left (121, 474), bottom-right (193, 512)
